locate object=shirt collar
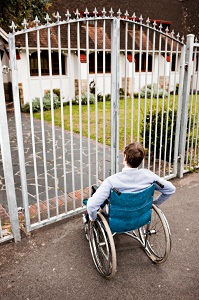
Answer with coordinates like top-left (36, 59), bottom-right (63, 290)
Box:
top-left (122, 166), bottom-right (138, 171)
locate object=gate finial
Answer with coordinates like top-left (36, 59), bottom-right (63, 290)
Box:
top-left (146, 17), bottom-right (150, 27)
top-left (34, 16), bottom-right (40, 27)
top-left (132, 12), bottom-right (136, 21)
top-left (139, 15), bottom-right (143, 24)
top-left (55, 12), bottom-right (61, 23)
top-left (93, 7), bottom-right (98, 17)
top-left (124, 10), bottom-right (129, 20)
top-left (109, 8), bottom-right (114, 17)
top-left (75, 9), bottom-right (80, 19)
top-left (10, 21), bottom-right (17, 33)
top-left (84, 8), bottom-right (89, 18)
top-left (22, 18), bottom-right (28, 30)
top-left (102, 7), bottom-right (106, 17)
top-left (153, 20), bottom-right (157, 29)
top-left (45, 13), bottom-right (51, 25)
top-left (65, 9), bottom-right (71, 20)
top-left (117, 9), bottom-right (122, 18)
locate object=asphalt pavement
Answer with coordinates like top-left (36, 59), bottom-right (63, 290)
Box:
top-left (0, 170), bottom-right (199, 300)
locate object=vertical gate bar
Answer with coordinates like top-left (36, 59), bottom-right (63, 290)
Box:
top-left (188, 48), bottom-right (196, 168)
top-left (25, 31), bottom-right (41, 223)
top-left (163, 36), bottom-right (174, 176)
top-left (178, 34), bottom-right (195, 177)
top-left (77, 20), bottom-right (83, 202)
top-left (47, 25), bottom-right (59, 215)
top-left (130, 18), bottom-right (135, 143)
top-left (158, 30), bottom-right (168, 176)
top-left (8, 33), bottom-right (31, 231)
top-left (153, 31), bottom-right (162, 174)
top-left (111, 17), bottom-right (120, 174)
top-left (36, 28), bottom-right (50, 218)
top-left (169, 39), bottom-right (179, 176)
top-left (86, 18), bottom-right (91, 194)
top-left (137, 20), bottom-right (143, 142)
top-left (190, 46), bottom-right (198, 168)
top-left (193, 49), bottom-right (199, 164)
top-left (58, 23), bottom-right (68, 210)
top-left (68, 22), bottom-right (76, 203)
top-left (102, 18), bottom-right (106, 180)
top-left (94, 19), bottom-right (99, 183)
top-left (148, 25), bottom-right (156, 170)
top-left (143, 22), bottom-right (149, 168)
top-left (185, 51), bottom-right (194, 169)
top-left (124, 21), bottom-right (128, 148)
top-left (0, 58), bottom-right (21, 242)
top-left (174, 43), bottom-right (186, 176)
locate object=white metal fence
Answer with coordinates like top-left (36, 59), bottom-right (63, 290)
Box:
top-left (0, 9), bottom-right (199, 242)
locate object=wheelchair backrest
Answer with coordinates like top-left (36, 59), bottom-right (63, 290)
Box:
top-left (109, 184), bottom-right (155, 233)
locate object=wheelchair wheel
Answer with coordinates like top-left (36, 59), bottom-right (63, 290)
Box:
top-left (89, 212), bottom-right (117, 278)
top-left (138, 204), bottom-right (171, 264)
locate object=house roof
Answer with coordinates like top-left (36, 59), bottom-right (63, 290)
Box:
top-left (0, 27), bottom-right (8, 42)
top-left (49, 0), bottom-right (199, 38)
top-left (1, 0), bottom-right (198, 51)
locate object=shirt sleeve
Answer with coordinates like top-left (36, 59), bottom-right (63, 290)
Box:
top-left (87, 179), bottom-right (112, 221)
top-left (151, 173), bottom-right (176, 206)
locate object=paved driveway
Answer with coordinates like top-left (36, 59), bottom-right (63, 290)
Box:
top-left (0, 171), bottom-right (199, 299)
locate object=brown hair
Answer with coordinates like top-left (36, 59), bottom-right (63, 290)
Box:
top-left (124, 142), bottom-right (145, 168)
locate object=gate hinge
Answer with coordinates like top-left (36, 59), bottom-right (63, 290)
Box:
top-left (2, 65), bottom-right (12, 74)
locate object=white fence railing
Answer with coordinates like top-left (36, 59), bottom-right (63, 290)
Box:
top-left (0, 10), bottom-right (198, 242)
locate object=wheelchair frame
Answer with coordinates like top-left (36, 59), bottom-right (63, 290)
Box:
top-left (83, 185), bottom-right (171, 278)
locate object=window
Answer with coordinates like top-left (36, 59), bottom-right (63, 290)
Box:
top-left (89, 52), bottom-right (111, 73)
top-left (134, 53), bottom-right (152, 72)
top-left (171, 54), bottom-right (177, 72)
top-left (30, 50), bottom-right (66, 76)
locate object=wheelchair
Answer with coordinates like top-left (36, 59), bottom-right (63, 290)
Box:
top-left (83, 182), bottom-right (171, 278)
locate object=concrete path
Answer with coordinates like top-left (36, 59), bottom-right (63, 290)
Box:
top-left (0, 112), bottom-right (114, 211)
top-left (0, 171), bottom-right (199, 300)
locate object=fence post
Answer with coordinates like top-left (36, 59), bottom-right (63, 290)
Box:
top-left (177, 34), bottom-right (195, 178)
top-left (110, 17), bottom-right (120, 174)
top-left (8, 33), bottom-right (31, 230)
top-left (0, 58), bottom-right (21, 242)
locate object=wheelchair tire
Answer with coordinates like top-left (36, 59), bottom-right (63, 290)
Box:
top-left (138, 204), bottom-right (171, 264)
top-left (89, 212), bottom-right (117, 278)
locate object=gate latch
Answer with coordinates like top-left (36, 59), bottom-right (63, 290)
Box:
top-left (184, 64), bottom-right (188, 71)
top-left (2, 65), bottom-right (11, 74)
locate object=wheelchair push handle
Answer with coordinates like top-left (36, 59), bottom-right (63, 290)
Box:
top-left (155, 181), bottom-right (164, 189)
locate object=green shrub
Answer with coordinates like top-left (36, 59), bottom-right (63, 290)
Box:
top-left (141, 108), bottom-right (177, 162)
top-left (21, 92), bottom-right (60, 113)
top-left (52, 89), bottom-right (61, 100)
top-left (140, 84), bottom-right (168, 98)
top-left (71, 93), bottom-right (95, 105)
top-left (105, 94), bottom-right (111, 101)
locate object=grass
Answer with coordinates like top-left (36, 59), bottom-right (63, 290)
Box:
top-left (33, 95), bottom-right (178, 150)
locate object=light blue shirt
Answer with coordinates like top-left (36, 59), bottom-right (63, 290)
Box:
top-left (87, 167), bottom-right (176, 220)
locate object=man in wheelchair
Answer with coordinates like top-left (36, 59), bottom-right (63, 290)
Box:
top-left (84, 142), bottom-right (176, 277)
top-left (87, 142), bottom-right (176, 222)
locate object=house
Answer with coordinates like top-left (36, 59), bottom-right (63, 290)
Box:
top-left (0, 0), bottom-right (199, 104)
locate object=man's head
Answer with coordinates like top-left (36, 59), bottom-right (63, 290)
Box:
top-left (123, 142), bottom-right (145, 168)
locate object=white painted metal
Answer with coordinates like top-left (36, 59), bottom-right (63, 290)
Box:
top-left (1, 10), bottom-right (197, 239)
top-left (0, 58), bottom-right (20, 242)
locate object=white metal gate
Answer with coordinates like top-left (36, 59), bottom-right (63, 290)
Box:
top-left (0, 8), bottom-right (199, 242)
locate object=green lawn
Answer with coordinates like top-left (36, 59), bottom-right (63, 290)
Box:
top-left (33, 96), bottom-right (178, 150)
